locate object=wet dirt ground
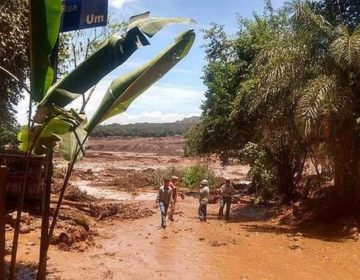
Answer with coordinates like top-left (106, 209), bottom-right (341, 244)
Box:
top-left (45, 198), bottom-right (360, 280)
top-left (8, 137), bottom-right (360, 279)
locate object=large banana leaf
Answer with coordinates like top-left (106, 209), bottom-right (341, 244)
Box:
top-left (128, 12), bottom-right (195, 37)
top-left (18, 111), bottom-right (86, 154)
top-left (86, 29), bottom-right (195, 132)
top-left (30, 0), bottom-right (62, 102)
top-left (58, 124), bottom-right (87, 162)
top-left (39, 13), bottom-right (194, 108)
top-left (17, 117), bottom-right (72, 154)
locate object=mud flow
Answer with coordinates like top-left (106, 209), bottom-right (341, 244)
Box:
top-left (7, 137), bottom-right (360, 279)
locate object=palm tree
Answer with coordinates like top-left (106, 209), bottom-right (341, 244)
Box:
top-left (241, 2), bottom-right (360, 208)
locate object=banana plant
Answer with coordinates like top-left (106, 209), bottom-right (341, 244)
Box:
top-left (60, 29), bottom-right (195, 161)
top-left (14, 1), bottom-right (195, 278)
top-left (20, 12), bottom-right (195, 159)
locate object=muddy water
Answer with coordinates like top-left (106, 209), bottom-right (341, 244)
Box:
top-left (47, 198), bottom-right (360, 280)
top-left (76, 180), bottom-right (156, 201)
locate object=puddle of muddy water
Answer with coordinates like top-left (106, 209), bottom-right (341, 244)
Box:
top-left (76, 180), bottom-right (156, 201)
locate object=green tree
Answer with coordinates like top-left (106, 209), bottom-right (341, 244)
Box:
top-left (312, 0), bottom-right (360, 30)
top-left (0, 0), bottom-right (29, 148)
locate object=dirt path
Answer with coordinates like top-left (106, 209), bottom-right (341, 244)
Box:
top-left (45, 198), bottom-right (360, 280)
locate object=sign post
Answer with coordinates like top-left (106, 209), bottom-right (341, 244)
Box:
top-left (61, 0), bottom-right (108, 32)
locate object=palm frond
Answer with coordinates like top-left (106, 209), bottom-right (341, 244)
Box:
top-left (296, 75), bottom-right (349, 138)
top-left (293, 2), bottom-right (334, 39)
top-left (331, 25), bottom-right (360, 70)
top-left (247, 38), bottom-right (310, 113)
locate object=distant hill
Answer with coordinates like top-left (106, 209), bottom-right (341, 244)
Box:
top-left (90, 116), bottom-right (200, 138)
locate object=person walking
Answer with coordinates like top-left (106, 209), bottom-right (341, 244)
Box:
top-left (156, 178), bottom-right (173, 228)
top-left (218, 179), bottom-right (235, 220)
top-left (198, 179), bottom-right (210, 222)
top-left (168, 175), bottom-right (178, 221)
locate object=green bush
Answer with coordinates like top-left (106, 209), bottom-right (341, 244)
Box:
top-left (148, 166), bottom-right (183, 189)
top-left (240, 142), bottom-right (277, 202)
top-left (182, 162), bottom-right (221, 189)
top-left (148, 163), bottom-right (221, 190)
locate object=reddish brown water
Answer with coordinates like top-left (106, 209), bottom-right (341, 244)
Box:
top-left (40, 198), bottom-right (360, 280)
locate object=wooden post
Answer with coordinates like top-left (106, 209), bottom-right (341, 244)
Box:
top-left (0, 166), bottom-right (7, 279)
top-left (36, 147), bottom-right (53, 280)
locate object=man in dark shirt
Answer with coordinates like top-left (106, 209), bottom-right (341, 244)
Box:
top-left (218, 179), bottom-right (235, 220)
top-left (156, 178), bottom-right (173, 228)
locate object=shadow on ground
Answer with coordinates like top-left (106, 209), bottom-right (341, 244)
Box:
top-left (219, 202), bottom-right (358, 243)
top-left (5, 262), bottom-right (37, 280)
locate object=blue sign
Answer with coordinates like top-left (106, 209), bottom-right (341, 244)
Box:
top-left (61, 0), bottom-right (108, 32)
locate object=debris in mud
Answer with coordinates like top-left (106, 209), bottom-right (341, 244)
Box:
top-left (99, 168), bottom-right (156, 192)
top-left (19, 225), bottom-right (31, 234)
top-left (288, 244), bottom-right (303, 250)
top-left (210, 240), bottom-right (228, 247)
top-left (90, 203), bottom-right (119, 220)
top-left (52, 226), bottom-right (95, 252)
top-left (52, 182), bottom-right (96, 203)
top-left (88, 202), bottom-right (155, 220)
top-left (6, 211), bottom-right (34, 227)
top-left (352, 232), bottom-right (359, 241)
top-left (6, 211), bottom-right (37, 234)
top-left (199, 237), bottom-right (205, 241)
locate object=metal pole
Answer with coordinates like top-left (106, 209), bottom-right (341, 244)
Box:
top-left (0, 166), bottom-right (7, 280)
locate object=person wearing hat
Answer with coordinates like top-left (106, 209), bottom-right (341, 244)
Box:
top-left (156, 178), bottom-right (173, 228)
top-left (218, 179), bottom-right (235, 220)
top-left (168, 175), bottom-right (178, 221)
top-left (198, 179), bottom-right (210, 222)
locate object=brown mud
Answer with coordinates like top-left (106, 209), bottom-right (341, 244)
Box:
top-left (6, 137), bottom-right (360, 279)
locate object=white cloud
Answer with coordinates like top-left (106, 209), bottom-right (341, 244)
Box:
top-left (81, 81), bottom-right (204, 122)
top-left (109, 0), bottom-right (136, 8)
top-left (16, 81), bottom-right (205, 125)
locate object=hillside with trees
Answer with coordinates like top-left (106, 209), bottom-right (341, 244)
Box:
top-left (185, 0), bottom-right (360, 213)
top-left (90, 116), bottom-right (199, 138)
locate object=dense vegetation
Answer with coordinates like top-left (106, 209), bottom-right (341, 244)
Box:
top-left (0, 0), bottom-right (29, 148)
top-left (91, 116), bottom-right (199, 138)
top-left (186, 0), bottom-right (360, 211)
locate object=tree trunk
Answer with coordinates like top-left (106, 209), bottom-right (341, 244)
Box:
top-left (277, 148), bottom-right (295, 203)
top-left (333, 131), bottom-right (360, 212)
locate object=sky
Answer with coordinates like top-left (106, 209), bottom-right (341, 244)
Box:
top-left (17, 0), bottom-right (287, 125)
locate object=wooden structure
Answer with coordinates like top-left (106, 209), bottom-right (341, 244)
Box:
top-left (0, 166), bottom-right (7, 278)
top-left (0, 152), bottom-right (44, 201)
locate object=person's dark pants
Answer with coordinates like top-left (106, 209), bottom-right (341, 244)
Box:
top-left (198, 203), bottom-right (207, 222)
top-left (159, 202), bottom-right (169, 227)
top-left (218, 196), bottom-right (232, 219)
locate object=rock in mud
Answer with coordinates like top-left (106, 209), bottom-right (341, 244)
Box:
top-left (199, 237), bottom-right (205, 241)
top-left (349, 227), bottom-right (358, 235)
top-left (351, 232), bottom-right (359, 241)
top-left (58, 242), bottom-right (71, 251)
top-left (5, 242), bottom-right (12, 255)
top-left (20, 225), bottom-right (31, 234)
top-left (7, 211), bottom-right (33, 227)
top-left (5, 224), bottom-right (13, 231)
